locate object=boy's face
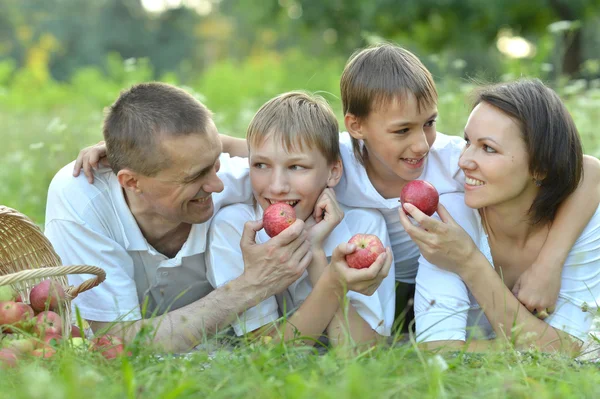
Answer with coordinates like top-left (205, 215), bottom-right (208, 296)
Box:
top-left (249, 137), bottom-right (341, 222)
top-left (133, 121), bottom-right (224, 225)
top-left (349, 94), bottom-right (438, 187)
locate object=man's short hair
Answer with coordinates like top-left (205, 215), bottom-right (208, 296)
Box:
top-left (340, 43), bottom-right (438, 164)
top-left (103, 82), bottom-right (212, 176)
top-left (246, 91), bottom-right (340, 164)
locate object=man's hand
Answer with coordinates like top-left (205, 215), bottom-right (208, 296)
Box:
top-left (306, 188), bottom-right (344, 249)
top-left (240, 218), bottom-right (313, 301)
top-left (328, 242), bottom-right (393, 296)
top-left (72, 141), bottom-right (109, 183)
top-left (512, 265), bottom-right (559, 319)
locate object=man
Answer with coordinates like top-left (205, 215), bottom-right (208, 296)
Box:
top-left (45, 83), bottom-right (315, 353)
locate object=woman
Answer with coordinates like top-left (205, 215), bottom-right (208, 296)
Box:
top-left (400, 79), bottom-right (600, 354)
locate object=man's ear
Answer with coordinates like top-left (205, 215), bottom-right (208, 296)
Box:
top-left (344, 113), bottom-right (364, 140)
top-left (326, 158), bottom-right (343, 188)
top-left (117, 169), bottom-right (141, 193)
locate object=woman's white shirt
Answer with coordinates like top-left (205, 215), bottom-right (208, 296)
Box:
top-left (415, 193), bottom-right (600, 344)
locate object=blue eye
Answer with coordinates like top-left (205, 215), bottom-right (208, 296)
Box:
top-left (253, 163), bottom-right (266, 169)
top-left (289, 165), bottom-right (305, 171)
top-left (483, 145), bottom-right (496, 153)
top-left (425, 119), bottom-right (436, 127)
top-left (394, 128), bottom-right (410, 134)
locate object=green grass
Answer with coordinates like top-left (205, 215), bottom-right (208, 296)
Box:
top-left (2, 56), bottom-right (600, 397)
top-left (2, 341), bottom-right (600, 398)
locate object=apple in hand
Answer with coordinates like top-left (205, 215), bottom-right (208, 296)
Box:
top-left (345, 234), bottom-right (386, 269)
top-left (29, 279), bottom-right (66, 313)
top-left (263, 202), bottom-right (296, 238)
top-left (33, 311), bottom-right (62, 337)
top-left (400, 180), bottom-right (439, 217)
top-left (0, 301), bottom-right (34, 333)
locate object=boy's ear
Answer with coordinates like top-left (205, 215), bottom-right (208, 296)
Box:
top-left (344, 113), bottom-right (364, 140)
top-left (326, 158), bottom-right (343, 188)
top-left (117, 169), bottom-right (142, 194)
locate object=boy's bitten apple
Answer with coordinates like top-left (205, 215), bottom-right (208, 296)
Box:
top-left (400, 180), bottom-right (439, 216)
top-left (345, 234), bottom-right (385, 269)
top-left (263, 203), bottom-right (297, 237)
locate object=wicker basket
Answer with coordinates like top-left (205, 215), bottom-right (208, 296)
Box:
top-left (0, 205), bottom-right (106, 338)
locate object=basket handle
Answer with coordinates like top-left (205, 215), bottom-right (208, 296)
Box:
top-left (0, 265), bottom-right (106, 300)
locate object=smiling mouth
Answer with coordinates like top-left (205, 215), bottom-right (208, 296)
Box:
top-left (465, 177), bottom-right (485, 186)
top-left (401, 157), bottom-right (425, 165)
top-left (267, 199), bottom-right (299, 207)
top-left (191, 196), bottom-right (211, 203)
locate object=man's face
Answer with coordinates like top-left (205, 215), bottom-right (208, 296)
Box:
top-left (135, 121), bottom-right (224, 226)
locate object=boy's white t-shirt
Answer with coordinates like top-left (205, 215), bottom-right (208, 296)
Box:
top-left (414, 193), bottom-right (600, 344)
top-left (335, 132), bottom-right (466, 283)
top-left (205, 202), bottom-right (396, 336)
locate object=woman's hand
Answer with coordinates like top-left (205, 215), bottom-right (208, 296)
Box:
top-left (398, 202), bottom-right (478, 276)
top-left (72, 141), bottom-right (109, 183)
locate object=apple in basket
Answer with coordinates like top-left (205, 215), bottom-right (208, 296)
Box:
top-left (2, 335), bottom-right (36, 355)
top-left (33, 311), bottom-right (62, 337)
top-left (0, 301), bottom-right (34, 333)
top-left (0, 286), bottom-right (18, 302)
top-left (31, 347), bottom-right (56, 358)
top-left (91, 335), bottom-right (125, 360)
top-left (0, 348), bottom-right (18, 368)
top-left (29, 279), bottom-right (66, 313)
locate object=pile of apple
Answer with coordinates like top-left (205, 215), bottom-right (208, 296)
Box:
top-left (0, 279), bottom-right (125, 368)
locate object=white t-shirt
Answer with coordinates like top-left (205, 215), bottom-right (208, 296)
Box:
top-left (335, 132), bottom-right (466, 283)
top-left (44, 153), bottom-right (252, 322)
top-left (205, 202), bottom-right (396, 336)
top-left (415, 193), bottom-right (600, 343)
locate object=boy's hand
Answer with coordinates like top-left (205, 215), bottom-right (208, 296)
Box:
top-left (512, 264), bottom-right (559, 319)
top-left (72, 141), bottom-right (109, 183)
top-left (328, 243), bottom-right (392, 296)
top-left (307, 188), bottom-right (344, 249)
top-left (240, 219), bottom-right (313, 298)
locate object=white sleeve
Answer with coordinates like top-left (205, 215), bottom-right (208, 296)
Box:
top-left (414, 193), bottom-right (483, 342)
top-left (213, 154), bottom-right (253, 210)
top-left (206, 204), bottom-right (280, 336)
top-left (44, 219), bottom-right (142, 322)
top-left (344, 208), bottom-right (396, 336)
top-left (546, 207), bottom-right (600, 342)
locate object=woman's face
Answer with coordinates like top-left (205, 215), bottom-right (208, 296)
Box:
top-left (459, 102), bottom-right (537, 210)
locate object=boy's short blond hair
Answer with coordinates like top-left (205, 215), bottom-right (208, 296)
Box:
top-left (246, 91), bottom-right (340, 164)
top-left (340, 43), bottom-right (438, 164)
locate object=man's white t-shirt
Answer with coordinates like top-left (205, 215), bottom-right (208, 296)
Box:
top-left (414, 193), bottom-right (600, 344)
top-left (44, 154), bottom-right (252, 322)
top-left (205, 202), bottom-right (396, 336)
top-left (335, 132), bottom-right (466, 283)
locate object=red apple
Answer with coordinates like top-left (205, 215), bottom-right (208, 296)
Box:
top-left (0, 348), bottom-right (18, 368)
top-left (91, 335), bottom-right (125, 360)
top-left (263, 203), bottom-right (296, 238)
top-left (345, 234), bottom-right (386, 269)
top-left (33, 311), bottom-right (62, 337)
top-left (31, 347), bottom-right (56, 358)
top-left (400, 180), bottom-right (439, 217)
top-left (29, 279), bottom-right (66, 313)
top-left (3, 336), bottom-right (36, 354)
top-left (70, 325), bottom-right (82, 338)
top-left (0, 301), bottom-right (34, 333)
